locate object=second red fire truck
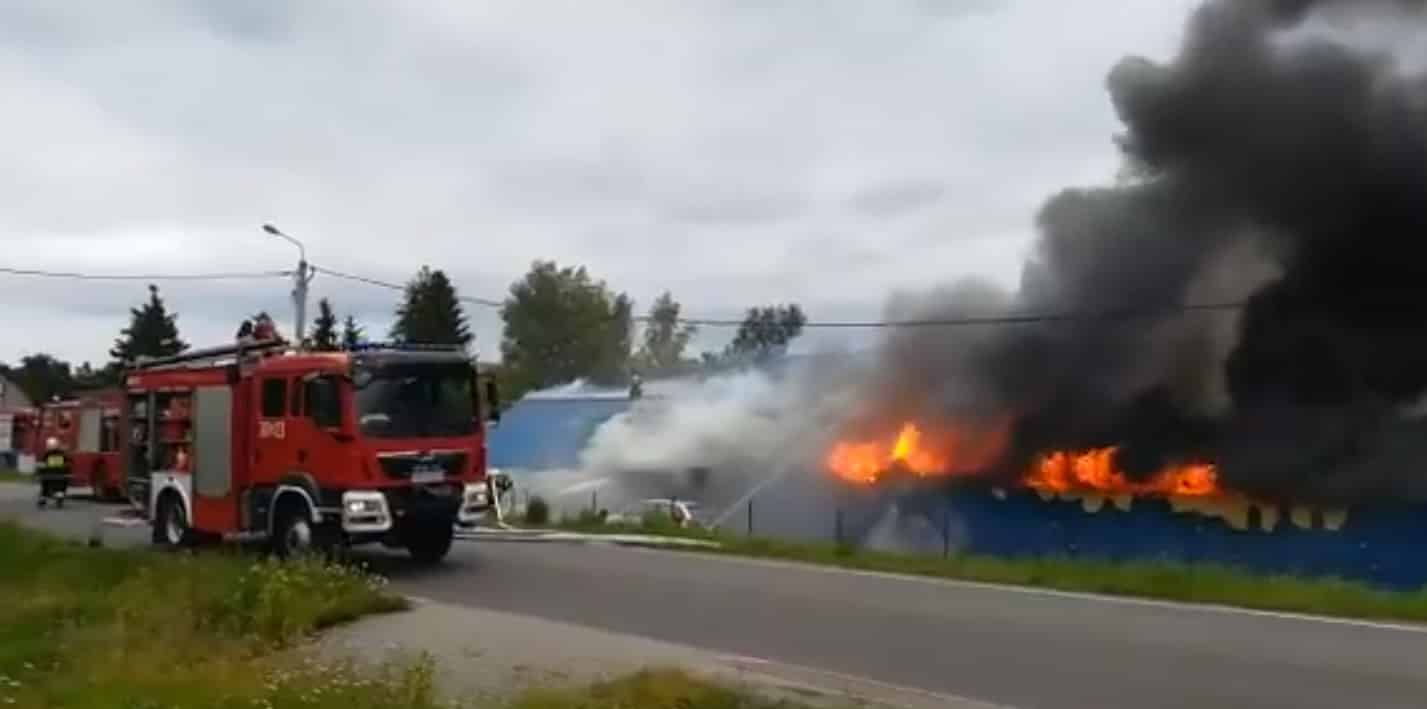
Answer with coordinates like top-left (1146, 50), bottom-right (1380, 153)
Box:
top-left (120, 337), bottom-right (500, 563)
top-left (30, 390), bottom-right (125, 498)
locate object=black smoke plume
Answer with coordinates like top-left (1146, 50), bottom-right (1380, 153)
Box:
top-left (870, 0), bottom-right (1427, 502)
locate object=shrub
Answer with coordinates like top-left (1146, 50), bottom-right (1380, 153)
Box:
top-left (525, 495), bottom-right (550, 525)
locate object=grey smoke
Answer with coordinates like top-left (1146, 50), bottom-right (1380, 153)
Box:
top-left (869, 0), bottom-right (1427, 500)
top-left (579, 0), bottom-right (1427, 509)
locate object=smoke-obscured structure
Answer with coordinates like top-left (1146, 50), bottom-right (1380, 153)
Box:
top-left (579, 0), bottom-right (1427, 510)
top-left (861, 0), bottom-right (1427, 502)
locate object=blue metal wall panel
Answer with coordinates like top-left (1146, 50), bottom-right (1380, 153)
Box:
top-left (487, 397), bottom-right (632, 471)
top-left (884, 486), bottom-right (1427, 590)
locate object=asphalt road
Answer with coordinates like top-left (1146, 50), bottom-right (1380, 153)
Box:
top-left (6, 487), bottom-right (1427, 709)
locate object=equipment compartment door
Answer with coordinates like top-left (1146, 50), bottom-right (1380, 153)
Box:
top-left (192, 386), bottom-right (238, 531)
top-left (77, 408), bottom-right (102, 454)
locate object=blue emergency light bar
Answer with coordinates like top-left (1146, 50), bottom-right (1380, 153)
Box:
top-left (346, 341), bottom-right (466, 353)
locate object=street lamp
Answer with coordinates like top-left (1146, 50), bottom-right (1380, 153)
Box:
top-left (262, 223), bottom-right (306, 263)
top-left (262, 223), bottom-right (314, 348)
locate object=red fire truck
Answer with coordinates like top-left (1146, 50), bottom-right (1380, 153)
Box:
top-left (122, 337), bottom-right (500, 563)
top-left (32, 390), bottom-right (125, 498)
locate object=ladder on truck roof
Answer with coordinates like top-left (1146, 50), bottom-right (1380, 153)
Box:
top-left (130, 338), bottom-right (288, 372)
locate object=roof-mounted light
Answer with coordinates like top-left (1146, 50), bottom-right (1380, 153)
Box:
top-left (346, 341), bottom-right (466, 353)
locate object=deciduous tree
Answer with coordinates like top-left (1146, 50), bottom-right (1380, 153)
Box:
top-left (500, 260), bottom-right (633, 399)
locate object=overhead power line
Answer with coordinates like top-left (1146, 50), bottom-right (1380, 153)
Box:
top-left (2, 261), bottom-right (1249, 329)
top-left (0, 266), bottom-right (292, 281)
top-left (317, 263), bottom-right (1247, 328)
top-left (673, 301), bottom-right (1247, 328)
top-left (312, 265), bottom-right (504, 308)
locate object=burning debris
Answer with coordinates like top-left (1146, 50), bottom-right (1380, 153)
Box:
top-left (832, 0), bottom-right (1427, 503)
top-left (827, 423), bottom-right (1218, 498)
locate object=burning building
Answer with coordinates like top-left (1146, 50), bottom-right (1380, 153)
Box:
top-left (828, 0), bottom-right (1427, 503)
top-left (800, 0), bottom-right (1427, 587)
top-left (521, 0), bottom-right (1427, 588)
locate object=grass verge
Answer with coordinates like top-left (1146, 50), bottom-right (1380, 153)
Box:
top-left (0, 523), bottom-right (826, 708)
top-left (0, 469), bottom-right (25, 483)
top-left (0, 521), bottom-right (423, 708)
top-left (508, 668), bottom-right (827, 709)
top-left (535, 510), bottom-right (1427, 624)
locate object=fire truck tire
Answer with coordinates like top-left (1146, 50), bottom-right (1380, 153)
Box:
top-left (404, 520), bottom-right (454, 564)
top-left (271, 500), bottom-right (341, 561)
top-left (152, 492), bottom-right (192, 550)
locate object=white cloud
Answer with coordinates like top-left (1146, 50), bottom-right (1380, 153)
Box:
top-left (0, 0), bottom-right (1199, 365)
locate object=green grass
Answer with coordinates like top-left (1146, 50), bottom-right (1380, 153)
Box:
top-left (0, 469), bottom-right (26, 483)
top-left (0, 521), bottom-right (423, 708)
top-left (0, 523), bottom-right (824, 708)
top-left (508, 669), bottom-right (824, 709)
top-left (533, 510), bottom-right (1427, 624)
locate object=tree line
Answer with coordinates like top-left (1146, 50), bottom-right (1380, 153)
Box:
top-left (0, 261), bottom-right (806, 405)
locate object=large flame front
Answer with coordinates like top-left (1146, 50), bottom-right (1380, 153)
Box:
top-left (827, 423), bottom-right (941, 484)
top-left (826, 422), bottom-right (1220, 498)
top-left (1027, 447), bottom-right (1219, 497)
top-left (826, 421), bottom-right (1007, 485)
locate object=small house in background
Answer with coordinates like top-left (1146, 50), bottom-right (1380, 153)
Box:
top-left (0, 374), bottom-right (32, 411)
top-left (0, 374), bottom-right (35, 469)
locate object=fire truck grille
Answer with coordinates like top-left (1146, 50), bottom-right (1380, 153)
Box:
top-left (377, 451), bottom-right (468, 479)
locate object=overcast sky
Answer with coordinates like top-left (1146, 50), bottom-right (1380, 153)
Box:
top-left (0, 0), bottom-right (1202, 367)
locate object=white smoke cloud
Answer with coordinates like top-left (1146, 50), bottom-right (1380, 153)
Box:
top-left (573, 354), bottom-right (873, 521)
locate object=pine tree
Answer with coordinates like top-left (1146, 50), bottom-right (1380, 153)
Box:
top-left (390, 266), bottom-right (473, 349)
top-left (311, 298), bottom-right (339, 351)
top-left (341, 315), bottom-right (365, 350)
top-left (109, 284), bottom-right (188, 365)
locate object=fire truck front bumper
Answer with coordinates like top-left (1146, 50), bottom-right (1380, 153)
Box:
top-left (341, 484), bottom-right (487, 535)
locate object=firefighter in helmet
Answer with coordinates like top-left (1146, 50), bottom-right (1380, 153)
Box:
top-left (36, 436), bottom-right (71, 508)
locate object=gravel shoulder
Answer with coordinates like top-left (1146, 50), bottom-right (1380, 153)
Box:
top-left (313, 595), bottom-right (998, 709)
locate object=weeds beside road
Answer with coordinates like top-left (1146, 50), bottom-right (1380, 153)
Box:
top-left (0, 521), bottom-right (420, 707)
top-left (535, 506), bottom-right (1427, 625)
top-left (0, 517), bottom-right (835, 708)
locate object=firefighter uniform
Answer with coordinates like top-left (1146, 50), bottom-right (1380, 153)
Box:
top-left (36, 439), bottom-right (70, 508)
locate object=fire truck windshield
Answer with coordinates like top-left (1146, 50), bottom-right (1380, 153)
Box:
top-left (354, 363), bottom-right (477, 439)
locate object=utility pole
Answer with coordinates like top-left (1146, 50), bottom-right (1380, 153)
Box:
top-left (262, 224), bottom-right (314, 348)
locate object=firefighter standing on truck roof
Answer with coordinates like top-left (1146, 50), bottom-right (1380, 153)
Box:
top-left (36, 437), bottom-right (70, 509)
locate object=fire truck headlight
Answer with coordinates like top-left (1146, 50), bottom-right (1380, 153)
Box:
top-left (340, 491), bottom-right (392, 533)
top-left (346, 499), bottom-right (380, 514)
top-left (458, 483), bottom-right (490, 525)
top-left (462, 483), bottom-right (488, 507)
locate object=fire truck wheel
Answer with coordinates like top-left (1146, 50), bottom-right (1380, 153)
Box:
top-left (152, 493), bottom-right (191, 549)
top-left (405, 520), bottom-right (454, 564)
top-left (271, 502), bottom-right (340, 561)
top-left (271, 503), bottom-right (314, 560)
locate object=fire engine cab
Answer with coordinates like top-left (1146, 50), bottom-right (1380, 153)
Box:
top-left (124, 337), bottom-right (500, 563)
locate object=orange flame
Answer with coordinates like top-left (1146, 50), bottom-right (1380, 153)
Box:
top-left (827, 423), bottom-right (1220, 498)
top-left (1026, 446), bottom-right (1219, 497)
top-left (827, 421), bottom-right (1008, 485)
top-left (828, 423), bottom-right (943, 484)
